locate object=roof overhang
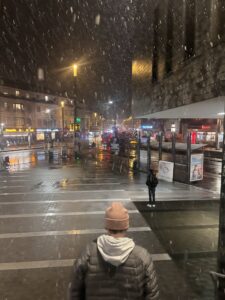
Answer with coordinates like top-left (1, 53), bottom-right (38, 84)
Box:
top-left (137, 96), bottom-right (225, 119)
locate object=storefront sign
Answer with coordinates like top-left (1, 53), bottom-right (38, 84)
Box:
top-left (158, 160), bottom-right (174, 182)
top-left (36, 129), bottom-right (59, 132)
top-left (141, 125), bottom-right (153, 129)
top-left (190, 154), bottom-right (204, 181)
top-left (4, 128), bottom-right (34, 133)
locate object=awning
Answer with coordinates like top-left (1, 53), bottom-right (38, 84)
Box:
top-left (137, 96), bottom-right (225, 119)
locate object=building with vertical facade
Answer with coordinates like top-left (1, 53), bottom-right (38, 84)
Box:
top-left (132, 0), bottom-right (225, 145)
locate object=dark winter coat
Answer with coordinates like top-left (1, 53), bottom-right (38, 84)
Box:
top-left (69, 241), bottom-right (159, 300)
top-left (146, 172), bottom-right (158, 189)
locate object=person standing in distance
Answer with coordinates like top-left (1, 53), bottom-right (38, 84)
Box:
top-left (146, 169), bottom-right (158, 208)
top-left (68, 202), bottom-right (159, 300)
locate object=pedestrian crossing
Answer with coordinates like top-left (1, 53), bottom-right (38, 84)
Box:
top-left (0, 164), bottom-right (171, 274)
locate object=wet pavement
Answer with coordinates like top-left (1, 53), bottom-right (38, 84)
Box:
top-left (0, 149), bottom-right (220, 299)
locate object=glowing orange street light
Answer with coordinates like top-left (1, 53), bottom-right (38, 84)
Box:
top-left (73, 64), bottom-right (78, 77)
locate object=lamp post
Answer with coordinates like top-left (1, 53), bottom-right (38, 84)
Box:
top-left (0, 123), bottom-right (4, 135)
top-left (45, 108), bottom-right (51, 129)
top-left (108, 100), bottom-right (118, 139)
top-left (72, 63), bottom-right (80, 147)
top-left (61, 101), bottom-right (65, 142)
top-left (108, 100), bottom-right (116, 126)
top-left (45, 108), bottom-right (51, 145)
top-left (0, 123), bottom-right (5, 151)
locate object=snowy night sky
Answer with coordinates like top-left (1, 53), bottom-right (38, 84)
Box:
top-left (0, 0), bottom-right (139, 113)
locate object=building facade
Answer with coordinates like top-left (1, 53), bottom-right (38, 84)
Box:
top-left (132, 0), bottom-right (225, 121)
top-left (0, 85), bottom-right (76, 144)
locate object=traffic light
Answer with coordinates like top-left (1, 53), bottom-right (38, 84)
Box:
top-left (75, 117), bottom-right (81, 123)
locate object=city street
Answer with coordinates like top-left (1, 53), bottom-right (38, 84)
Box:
top-left (0, 1), bottom-right (224, 299)
top-left (0, 149), bottom-right (220, 300)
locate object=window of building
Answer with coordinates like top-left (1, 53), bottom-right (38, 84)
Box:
top-left (38, 119), bottom-right (42, 127)
top-left (165, 3), bottom-right (174, 74)
top-left (218, 0), bottom-right (225, 40)
top-left (152, 7), bottom-right (159, 82)
top-left (184, 0), bottom-right (196, 60)
top-left (13, 103), bottom-right (24, 111)
top-left (37, 106), bottom-right (41, 112)
top-left (16, 117), bottom-right (25, 127)
top-left (4, 102), bottom-right (8, 110)
top-left (26, 118), bottom-right (32, 126)
top-left (210, 0), bottom-right (225, 44)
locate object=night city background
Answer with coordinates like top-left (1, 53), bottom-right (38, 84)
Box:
top-left (0, 1), bottom-right (225, 300)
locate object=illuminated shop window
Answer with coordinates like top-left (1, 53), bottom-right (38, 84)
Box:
top-left (13, 103), bottom-right (24, 111)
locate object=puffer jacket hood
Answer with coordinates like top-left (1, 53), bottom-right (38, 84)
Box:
top-left (97, 234), bottom-right (135, 267)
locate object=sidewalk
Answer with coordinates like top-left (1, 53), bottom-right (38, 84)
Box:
top-left (0, 144), bottom-right (45, 153)
top-left (130, 176), bottom-right (219, 300)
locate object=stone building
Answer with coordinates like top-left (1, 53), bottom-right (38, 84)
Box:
top-left (132, 0), bottom-right (225, 128)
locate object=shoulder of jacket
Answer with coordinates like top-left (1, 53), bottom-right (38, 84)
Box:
top-left (132, 245), bottom-right (152, 265)
top-left (78, 241), bottom-right (97, 260)
top-left (86, 240), bottom-right (97, 254)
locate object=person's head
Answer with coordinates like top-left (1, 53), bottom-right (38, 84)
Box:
top-left (105, 202), bottom-right (129, 238)
top-left (149, 168), bottom-right (156, 174)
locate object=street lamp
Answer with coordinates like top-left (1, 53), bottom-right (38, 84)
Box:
top-left (94, 112), bottom-right (98, 126)
top-left (61, 101), bottom-right (65, 141)
top-left (45, 108), bottom-right (51, 132)
top-left (108, 100), bottom-right (116, 126)
top-left (0, 123), bottom-right (5, 135)
top-left (72, 63), bottom-right (79, 144)
top-left (73, 64), bottom-right (78, 77)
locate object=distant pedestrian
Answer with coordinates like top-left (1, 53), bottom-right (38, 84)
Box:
top-left (68, 202), bottom-right (159, 300)
top-left (132, 159), bottom-right (138, 173)
top-left (146, 169), bottom-right (158, 208)
top-left (78, 141), bottom-right (81, 152)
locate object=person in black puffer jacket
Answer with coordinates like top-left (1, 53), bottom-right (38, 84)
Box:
top-left (68, 202), bottom-right (159, 300)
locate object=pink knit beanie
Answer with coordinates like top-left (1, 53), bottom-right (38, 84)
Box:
top-left (105, 202), bottom-right (129, 230)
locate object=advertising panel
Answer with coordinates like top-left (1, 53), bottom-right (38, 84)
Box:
top-left (158, 160), bottom-right (174, 182)
top-left (190, 154), bottom-right (204, 181)
top-left (36, 133), bottom-right (45, 141)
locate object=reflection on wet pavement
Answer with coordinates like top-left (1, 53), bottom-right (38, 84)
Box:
top-left (0, 151), bottom-right (37, 172)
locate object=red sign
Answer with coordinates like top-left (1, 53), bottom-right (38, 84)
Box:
top-left (191, 131), bottom-right (197, 144)
top-left (201, 125), bottom-right (210, 130)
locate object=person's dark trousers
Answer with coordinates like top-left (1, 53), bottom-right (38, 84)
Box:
top-left (148, 187), bottom-right (156, 205)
